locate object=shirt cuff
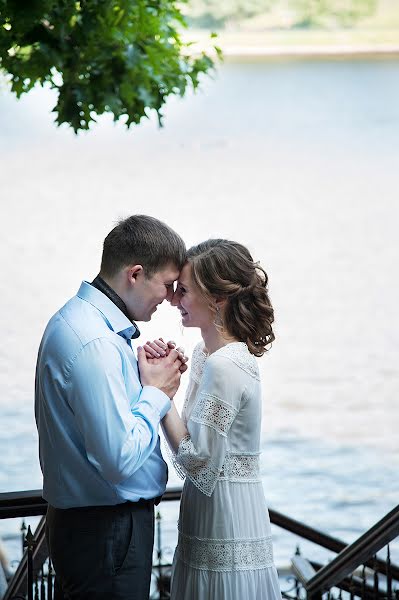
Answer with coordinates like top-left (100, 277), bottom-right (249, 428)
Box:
top-left (140, 386), bottom-right (171, 419)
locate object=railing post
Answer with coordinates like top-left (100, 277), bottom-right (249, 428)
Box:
top-left (154, 510), bottom-right (170, 600)
top-left (40, 566), bottom-right (46, 599)
top-left (361, 565), bottom-right (366, 599)
top-left (21, 519), bottom-right (27, 555)
top-left (24, 525), bottom-right (36, 600)
top-left (373, 555), bottom-right (379, 600)
top-left (387, 545), bottom-right (392, 600)
top-left (295, 546), bottom-right (301, 600)
top-left (48, 557), bottom-right (53, 600)
top-left (349, 574), bottom-right (355, 600)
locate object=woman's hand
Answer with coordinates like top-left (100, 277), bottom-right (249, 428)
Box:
top-left (143, 338), bottom-right (170, 358)
top-left (143, 338), bottom-right (189, 374)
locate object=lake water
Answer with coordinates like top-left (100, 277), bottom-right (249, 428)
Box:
top-left (0, 56), bottom-right (398, 570)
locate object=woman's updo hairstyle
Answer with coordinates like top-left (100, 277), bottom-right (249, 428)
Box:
top-left (187, 239), bottom-right (275, 357)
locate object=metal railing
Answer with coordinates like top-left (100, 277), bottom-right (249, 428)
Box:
top-left (0, 488), bottom-right (182, 600)
top-left (291, 504), bottom-right (399, 600)
top-left (1, 489), bottom-right (398, 600)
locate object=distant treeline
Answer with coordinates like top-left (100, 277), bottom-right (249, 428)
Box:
top-left (184, 0), bottom-right (378, 29)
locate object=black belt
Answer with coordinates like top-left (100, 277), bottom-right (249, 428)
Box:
top-left (127, 495), bottom-right (162, 508)
top-left (52, 496), bottom-right (162, 513)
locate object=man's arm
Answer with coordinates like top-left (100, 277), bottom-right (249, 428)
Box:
top-left (66, 338), bottom-right (177, 485)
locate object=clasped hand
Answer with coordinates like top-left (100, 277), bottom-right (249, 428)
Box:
top-left (143, 338), bottom-right (188, 374)
top-left (137, 338), bottom-right (188, 400)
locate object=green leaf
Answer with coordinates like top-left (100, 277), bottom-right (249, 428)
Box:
top-left (0, 0), bottom-right (217, 132)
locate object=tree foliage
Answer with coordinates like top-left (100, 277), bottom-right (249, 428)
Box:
top-left (0, 0), bottom-right (219, 132)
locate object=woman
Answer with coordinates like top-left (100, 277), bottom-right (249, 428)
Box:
top-left (144, 239), bottom-right (281, 600)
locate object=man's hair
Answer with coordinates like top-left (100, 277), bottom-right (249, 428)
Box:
top-left (100, 215), bottom-right (186, 278)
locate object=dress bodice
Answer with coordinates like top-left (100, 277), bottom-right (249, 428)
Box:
top-left (174, 341), bottom-right (263, 495)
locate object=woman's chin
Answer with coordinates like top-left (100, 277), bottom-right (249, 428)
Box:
top-left (181, 314), bottom-right (192, 327)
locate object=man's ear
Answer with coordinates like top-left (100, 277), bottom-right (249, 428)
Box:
top-left (127, 265), bottom-right (144, 285)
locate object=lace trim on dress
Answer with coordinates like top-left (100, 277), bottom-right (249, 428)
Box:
top-left (215, 342), bottom-right (260, 381)
top-left (191, 393), bottom-right (238, 437)
top-left (176, 532), bottom-right (274, 572)
top-left (175, 435), bottom-right (220, 496)
top-left (163, 437), bottom-right (187, 480)
top-left (220, 452), bottom-right (260, 482)
top-left (173, 442), bottom-right (261, 485)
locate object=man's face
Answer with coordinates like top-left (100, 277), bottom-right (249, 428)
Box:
top-left (127, 264), bottom-right (180, 322)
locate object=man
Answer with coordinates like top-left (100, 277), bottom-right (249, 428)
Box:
top-left (35, 215), bottom-right (186, 600)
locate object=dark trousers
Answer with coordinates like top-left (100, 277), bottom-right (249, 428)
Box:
top-left (46, 501), bottom-right (155, 600)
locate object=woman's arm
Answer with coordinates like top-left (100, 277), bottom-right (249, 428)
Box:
top-left (161, 402), bottom-right (188, 453)
top-left (162, 354), bottom-right (242, 497)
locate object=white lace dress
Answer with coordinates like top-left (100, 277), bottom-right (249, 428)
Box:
top-left (170, 341), bottom-right (282, 600)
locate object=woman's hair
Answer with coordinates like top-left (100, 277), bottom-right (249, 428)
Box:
top-left (187, 239), bottom-right (275, 357)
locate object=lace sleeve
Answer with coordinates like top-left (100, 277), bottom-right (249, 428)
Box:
top-left (175, 435), bottom-right (220, 496)
top-left (174, 354), bottom-right (242, 496)
top-left (191, 393), bottom-right (238, 437)
top-left (165, 342), bottom-right (207, 480)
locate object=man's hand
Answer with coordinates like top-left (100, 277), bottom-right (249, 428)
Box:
top-left (137, 346), bottom-right (183, 399)
top-left (143, 338), bottom-right (188, 374)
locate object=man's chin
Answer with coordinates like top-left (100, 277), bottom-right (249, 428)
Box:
top-left (143, 307), bottom-right (158, 321)
top-left (129, 307), bottom-right (156, 322)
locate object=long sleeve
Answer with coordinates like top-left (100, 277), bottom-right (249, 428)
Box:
top-left (66, 338), bottom-right (170, 485)
top-left (174, 353), bottom-right (243, 496)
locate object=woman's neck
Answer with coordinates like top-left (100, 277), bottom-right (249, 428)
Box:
top-left (201, 324), bottom-right (238, 356)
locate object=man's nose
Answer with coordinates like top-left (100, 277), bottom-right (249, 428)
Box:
top-left (170, 289), bottom-right (181, 306)
top-left (166, 287), bottom-right (175, 303)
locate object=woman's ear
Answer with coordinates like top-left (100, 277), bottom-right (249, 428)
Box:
top-left (214, 298), bottom-right (227, 310)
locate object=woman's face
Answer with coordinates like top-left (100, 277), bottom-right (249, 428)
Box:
top-left (171, 263), bottom-right (215, 329)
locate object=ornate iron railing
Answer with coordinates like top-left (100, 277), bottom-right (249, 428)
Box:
top-left (0, 489), bottom-right (398, 600)
top-left (291, 505), bottom-right (399, 600)
top-left (0, 488), bottom-right (183, 600)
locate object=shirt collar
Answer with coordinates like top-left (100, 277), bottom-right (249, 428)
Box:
top-left (91, 275), bottom-right (130, 318)
top-left (77, 281), bottom-right (140, 339)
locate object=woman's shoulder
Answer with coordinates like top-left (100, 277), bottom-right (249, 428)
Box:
top-left (206, 342), bottom-right (260, 381)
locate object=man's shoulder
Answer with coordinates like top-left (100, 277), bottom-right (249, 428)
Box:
top-left (43, 293), bottom-right (115, 352)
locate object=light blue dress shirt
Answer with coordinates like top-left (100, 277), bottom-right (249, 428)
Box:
top-left (35, 281), bottom-right (171, 509)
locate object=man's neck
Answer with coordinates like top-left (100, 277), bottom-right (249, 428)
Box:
top-left (91, 275), bottom-right (131, 321)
